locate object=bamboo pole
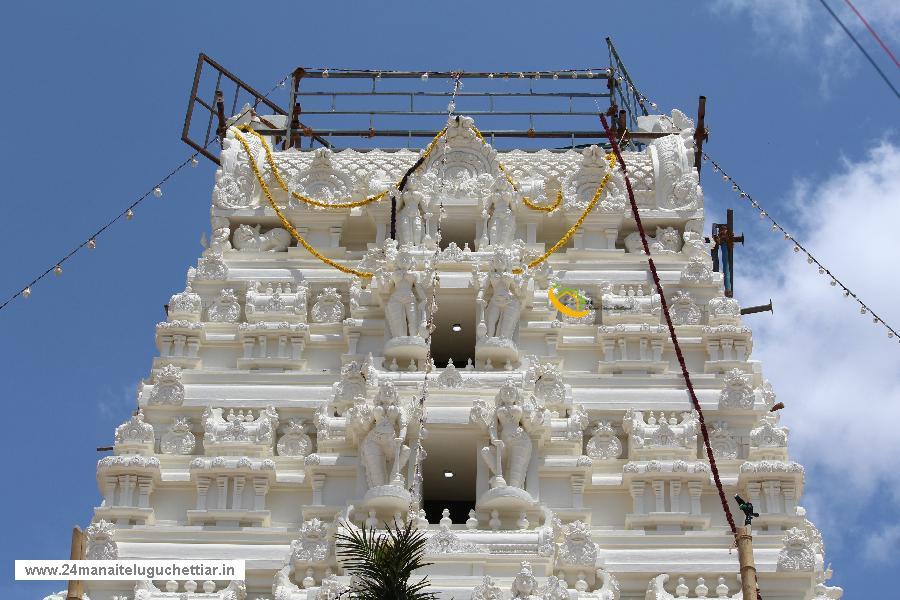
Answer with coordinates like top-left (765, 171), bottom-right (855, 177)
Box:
top-left (66, 526), bottom-right (84, 600)
top-left (736, 526), bottom-right (758, 600)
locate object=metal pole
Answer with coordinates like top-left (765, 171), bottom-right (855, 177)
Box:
top-left (736, 526), bottom-right (759, 600)
top-left (66, 526), bottom-right (84, 600)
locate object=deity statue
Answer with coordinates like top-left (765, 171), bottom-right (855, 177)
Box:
top-left (382, 248), bottom-right (428, 340)
top-left (477, 249), bottom-right (529, 342)
top-left (360, 382), bottom-right (410, 489)
top-left (473, 378), bottom-right (544, 491)
top-left (396, 185), bottom-right (434, 247)
top-left (481, 179), bottom-right (517, 248)
top-left (510, 562), bottom-right (541, 600)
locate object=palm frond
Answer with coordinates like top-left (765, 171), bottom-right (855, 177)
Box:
top-left (336, 519), bottom-right (437, 600)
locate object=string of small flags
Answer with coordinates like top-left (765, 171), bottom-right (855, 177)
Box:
top-left (702, 152), bottom-right (900, 343)
top-left (0, 73), bottom-right (292, 313)
top-left (308, 66), bottom-right (613, 80)
top-left (618, 76), bottom-right (900, 345)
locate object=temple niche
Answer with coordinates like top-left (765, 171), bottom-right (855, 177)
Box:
top-left (61, 76), bottom-right (837, 600)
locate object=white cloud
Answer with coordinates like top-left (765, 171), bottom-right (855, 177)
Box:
top-left (864, 522), bottom-right (900, 562)
top-left (712, 0), bottom-right (900, 93)
top-left (742, 141), bottom-right (900, 550)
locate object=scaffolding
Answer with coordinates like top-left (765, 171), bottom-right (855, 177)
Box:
top-left (182, 38), bottom-right (666, 163)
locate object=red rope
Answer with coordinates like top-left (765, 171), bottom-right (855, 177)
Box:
top-left (842, 0), bottom-right (900, 68)
top-left (599, 115), bottom-right (739, 538)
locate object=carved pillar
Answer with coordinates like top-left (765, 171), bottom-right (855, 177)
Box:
top-left (216, 475), bottom-right (229, 509)
top-left (278, 335), bottom-right (288, 359)
top-left (159, 336), bottom-right (173, 357)
top-left (762, 481), bottom-right (781, 514)
top-left (652, 480), bottom-right (666, 512)
top-left (571, 475), bottom-right (585, 509)
top-left (604, 228), bottom-right (618, 249)
top-left (651, 340), bottom-right (663, 362)
top-left (329, 225), bottom-right (342, 247)
top-left (782, 483), bottom-right (797, 515)
top-left (545, 333), bottom-right (559, 355)
top-left (119, 475), bottom-right (136, 507)
top-left (669, 480), bottom-right (683, 512)
top-left (253, 478), bottom-right (269, 510)
top-left (258, 336), bottom-right (268, 358)
top-left (187, 338), bottom-right (200, 358)
top-left (747, 482), bottom-right (762, 514)
top-left (573, 231), bottom-right (584, 249)
top-left (687, 481), bottom-right (703, 515)
top-left (602, 340), bottom-right (616, 362)
top-left (347, 332), bottom-right (360, 355)
top-left (735, 342), bottom-right (748, 362)
top-left (136, 476), bottom-right (152, 509)
top-left (639, 339), bottom-right (648, 361)
top-left (232, 476), bottom-right (246, 510)
top-left (243, 339), bottom-right (255, 359)
top-left (312, 474), bottom-right (326, 505)
top-left (103, 475), bottom-right (118, 507)
top-left (196, 477), bottom-right (210, 510)
top-left (706, 341), bottom-right (719, 362)
top-left (291, 337), bottom-right (305, 360)
top-left (173, 334), bottom-right (186, 357)
top-left (617, 338), bottom-right (627, 361)
top-left (721, 339), bottom-right (734, 361)
top-left (630, 481), bottom-right (646, 514)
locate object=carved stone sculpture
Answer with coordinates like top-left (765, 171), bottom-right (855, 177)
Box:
top-left (277, 419), bottom-right (314, 457)
top-left (586, 420), bottom-right (623, 460)
top-left (246, 281), bottom-right (308, 323)
top-left (510, 561), bottom-right (541, 599)
top-left (475, 248), bottom-right (529, 365)
top-left (718, 368), bottom-right (755, 410)
top-left (207, 288), bottom-right (242, 323)
top-left (160, 417), bottom-right (195, 455)
top-left (232, 224), bottom-right (291, 252)
top-left (311, 288), bottom-right (346, 323)
top-left (350, 381), bottom-right (411, 498)
top-left (376, 245), bottom-right (432, 361)
top-left (624, 226), bottom-right (681, 254)
top-left (85, 520), bottom-right (118, 560)
top-left (147, 364), bottom-right (184, 405)
top-left (482, 178), bottom-right (517, 247)
top-left (471, 378), bottom-right (546, 504)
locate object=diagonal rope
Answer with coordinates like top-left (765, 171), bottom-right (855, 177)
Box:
top-left (841, 0), bottom-right (900, 68)
top-left (817, 0), bottom-right (900, 99)
top-left (599, 115), bottom-right (739, 537)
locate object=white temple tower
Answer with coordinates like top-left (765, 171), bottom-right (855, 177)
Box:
top-left (50, 64), bottom-right (842, 600)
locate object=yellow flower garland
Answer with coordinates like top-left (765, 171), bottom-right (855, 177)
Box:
top-left (470, 126), bottom-right (563, 213)
top-left (231, 128), bottom-right (375, 278)
top-left (238, 124), bottom-right (447, 209)
top-left (522, 190), bottom-right (563, 212)
top-left (513, 153), bottom-right (617, 273)
top-left (231, 122), bottom-right (615, 279)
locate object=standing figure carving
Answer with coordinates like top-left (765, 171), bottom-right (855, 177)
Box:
top-left (472, 378), bottom-right (544, 491)
top-left (473, 248), bottom-right (530, 367)
top-left (360, 382), bottom-right (411, 489)
top-left (481, 180), bottom-right (517, 248)
top-left (396, 185), bottom-right (434, 248)
top-left (376, 245), bottom-right (434, 363)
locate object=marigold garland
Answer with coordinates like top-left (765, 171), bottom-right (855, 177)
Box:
top-left (232, 122), bottom-right (614, 279)
top-left (231, 128), bottom-right (375, 278)
top-left (471, 126), bottom-right (563, 213)
top-left (512, 153), bottom-right (616, 274)
top-left (238, 124), bottom-right (446, 210)
top-left (522, 189), bottom-right (563, 212)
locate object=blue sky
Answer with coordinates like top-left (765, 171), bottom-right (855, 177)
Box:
top-left (1, 1), bottom-right (898, 598)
